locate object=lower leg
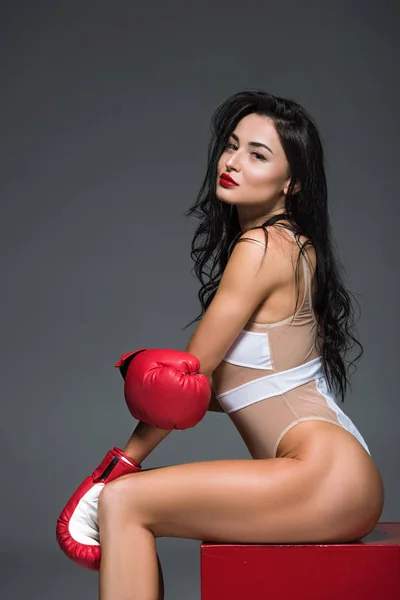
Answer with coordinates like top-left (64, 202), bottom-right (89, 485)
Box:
top-left (123, 421), bottom-right (172, 465)
top-left (118, 421), bottom-right (171, 597)
top-left (99, 517), bottom-right (160, 600)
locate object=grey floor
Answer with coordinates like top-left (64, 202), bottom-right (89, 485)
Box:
top-left (0, 540), bottom-right (201, 600)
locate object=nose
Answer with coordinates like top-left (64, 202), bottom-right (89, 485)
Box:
top-left (225, 151), bottom-right (241, 172)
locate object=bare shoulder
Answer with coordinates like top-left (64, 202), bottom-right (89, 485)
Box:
top-left (239, 224), bottom-right (297, 254)
top-left (237, 225), bottom-right (305, 282)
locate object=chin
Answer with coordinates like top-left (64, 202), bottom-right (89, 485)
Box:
top-left (216, 190), bottom-right (238, 205)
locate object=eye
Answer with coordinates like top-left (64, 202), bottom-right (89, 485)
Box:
top-left (226, 142), bottom-right (238, 150)
top-left (251, 151), bottom-right (266, 161)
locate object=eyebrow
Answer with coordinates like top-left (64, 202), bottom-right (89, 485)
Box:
top-left (231, 132), bottom-right (274, 155)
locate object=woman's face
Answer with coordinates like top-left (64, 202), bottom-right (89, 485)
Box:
top-left (216, 113), bottom-right (292, 208)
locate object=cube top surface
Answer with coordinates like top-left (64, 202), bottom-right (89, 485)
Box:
top-left (201, 522), bottom-right (400, 549)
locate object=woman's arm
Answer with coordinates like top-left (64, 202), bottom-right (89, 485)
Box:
top-left (185, 227), bottom-right (280, 387)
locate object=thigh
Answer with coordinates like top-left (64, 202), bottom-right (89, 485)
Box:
top-left (103, 457), bottom-right (350, 544)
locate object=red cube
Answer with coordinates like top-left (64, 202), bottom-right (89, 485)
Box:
top-left (201, 522), bottom-right (400, 599)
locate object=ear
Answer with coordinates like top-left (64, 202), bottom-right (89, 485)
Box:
top-left (284, 179), bottom-right (301, 196)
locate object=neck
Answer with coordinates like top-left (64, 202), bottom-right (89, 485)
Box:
top-left (237, 203), bottom-right (286, 232)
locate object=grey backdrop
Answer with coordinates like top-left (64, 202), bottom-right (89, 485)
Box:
top-left (1, 1), bottom-right (399, 598)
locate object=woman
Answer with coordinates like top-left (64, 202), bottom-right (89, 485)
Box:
top-left (59, 91), bottom-right (384, 599)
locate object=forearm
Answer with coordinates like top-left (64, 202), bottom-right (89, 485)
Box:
top-left (123, 421), bottom-right (172, 464)
top-left (124, 369), bottom-right (223, 465)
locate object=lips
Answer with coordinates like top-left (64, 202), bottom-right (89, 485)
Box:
top-left (220, 173), bottom-right (238, 186)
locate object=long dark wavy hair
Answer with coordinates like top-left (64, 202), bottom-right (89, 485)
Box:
top-left (184, 90), bottom-right (362, 402)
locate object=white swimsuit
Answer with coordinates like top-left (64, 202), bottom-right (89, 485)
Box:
top-left (213, 231), bottom-right (370, 458)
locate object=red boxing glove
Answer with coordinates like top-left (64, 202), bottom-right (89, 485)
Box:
top-left (56, 447), bottom-right (141, 570)
top-left (115, 348), bottom-right (211, 430)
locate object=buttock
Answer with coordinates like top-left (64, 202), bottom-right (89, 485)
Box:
top-left (277, 419), bottom-right (384, 540)
top-left (229, 411), bottom-right (384, 539)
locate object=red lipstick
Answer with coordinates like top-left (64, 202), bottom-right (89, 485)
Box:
top-left (220, 173), bottom-right (238, 187)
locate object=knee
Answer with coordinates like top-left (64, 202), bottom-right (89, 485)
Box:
top-left (98, 478), bottom-right (132, 519)
top-left (98, 476), bottom-right (148, 525)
